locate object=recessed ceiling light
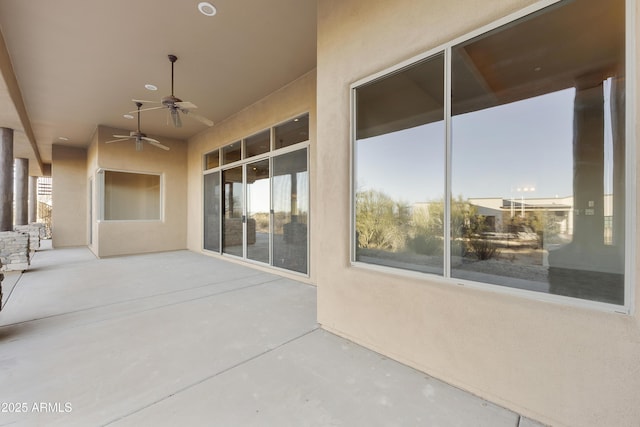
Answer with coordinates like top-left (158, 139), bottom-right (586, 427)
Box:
top-left (123, 114), bottom-right (135, 120)
top-left (198, 2), bottom-right (217, 16)
top-left (145, 83), bottom-right (158, 91)
top-left (58, 136), bottom-right (69, 141)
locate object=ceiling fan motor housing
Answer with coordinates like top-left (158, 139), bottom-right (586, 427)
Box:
top-left (161, 95), bottom-right (182, 107)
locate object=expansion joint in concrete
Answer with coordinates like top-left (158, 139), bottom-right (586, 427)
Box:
top-left (103, 326), bottom-right (321, 426)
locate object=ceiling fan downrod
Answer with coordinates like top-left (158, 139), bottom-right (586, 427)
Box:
top-left (135, 101), bottom-right (142, 129)
top-left (168, 54), bottom-right (177, 96)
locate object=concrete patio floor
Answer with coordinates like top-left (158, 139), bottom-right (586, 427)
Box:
top-left (0, 244), bottom-right (544, 426)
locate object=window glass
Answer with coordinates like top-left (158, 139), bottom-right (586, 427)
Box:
top-left (274, 114), bottom-right (309, 149)
top-left (222, 166), bottom-right (244, 256)
top-left (273, 149), bottom-right (308, 274)
top-left (354, 53), bottom-right (445, 275)
top-left (203, 172), bottom-right (221, 252)
top-left (245, 130), bottom-right (271, 158)
top-left (205, 150), bottom-right (220, 170)
top-left (246, 159), bottom-right (270, 263)
top-left (103, 171), bottom-right (160, 221)
top-left (222, 141), bottom-right (242, 164)
top-left (450, 0), bottom-right (625, 304)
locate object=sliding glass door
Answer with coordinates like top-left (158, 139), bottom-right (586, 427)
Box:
top-left (203, 115), bottom-right (309, 275)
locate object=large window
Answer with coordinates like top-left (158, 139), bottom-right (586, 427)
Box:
top-left (101, 170), bottom-right (161, 221)
top-left (352, 0), bottom-right (629, 307)
top-left (355, 54), bottom-right (445, 275)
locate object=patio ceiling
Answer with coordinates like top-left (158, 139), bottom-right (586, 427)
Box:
top-left (0, 0), bottom-right (317, 176)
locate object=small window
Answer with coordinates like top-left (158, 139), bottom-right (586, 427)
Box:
top-left (102, 171), bottom-right (161, 221)
top-left (222, 141), bottom-right (242, 164)
top-left (274, 114), bottom-right (309, 149)
top-left (245, 130), bottom-right (271, 158)
top-left (205, 150), bottom-right (220, 170)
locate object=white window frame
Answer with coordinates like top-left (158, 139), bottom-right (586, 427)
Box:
top-left (96, 168), bottom-right (164, 223)
top-left (201, 112), bottom-right (312, 278)
top-left (350, 0), bottom-right (636, 314)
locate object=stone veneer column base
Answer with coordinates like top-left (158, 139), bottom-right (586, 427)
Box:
top-left (14, 224), bottom-right (43, 252)
top-left (0, 231), bottom-right (30, 272)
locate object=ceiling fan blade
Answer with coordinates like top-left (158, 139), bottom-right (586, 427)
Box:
top-left (176, 101), bottom-right (197, 110)
top-left (132, 99), bottom-right (161, 104)
top-left (112, 134), bottom-right (132, 139)
top-left (130, 106), bottom-right (164, 114)
top-left (182, 110), bottom-right (214, 126)
top-left (105, 138), bottom-right (130, 144)
top-left (141, 136), bottom-right (160, 144)
top-left (145, 139), bottom-right (170, 151)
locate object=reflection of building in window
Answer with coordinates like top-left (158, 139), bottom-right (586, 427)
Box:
top-left (467, 197), bottom-right (573, 237)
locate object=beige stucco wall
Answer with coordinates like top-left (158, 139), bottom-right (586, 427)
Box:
top-left (51, 144), bottom-right (87, 247)
top-left (92, 125), bottom-right (187, 257)
top-left (316, 1), bottom-right (640, 427)
top-left (187, 70), bottom-right (317, 283)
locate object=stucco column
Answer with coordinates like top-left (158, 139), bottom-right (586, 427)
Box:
top-left (14, 158), bottom-right (28, 226)
top-left (571, 75), bottom-right (605, 244)
top-left (0, 128), bottom-right (13, 231)
top-left (28, 176), bottom-right (38, 224)
top-left (610, 75), bottom-right (625, 251)
top-left (548, 73), bottom-right (623, 303)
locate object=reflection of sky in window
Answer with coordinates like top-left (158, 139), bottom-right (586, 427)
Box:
top-left (248, 179), bottom-right (270, 213)
top-left (248, 173), bottom-right (309, 213)
top-left (453, 88), bottom-right (574, 199)
top-left (356, 122), bottom-right (445, 203)
top-left (356, 88), bottom-right (591, 203)
top-left (272, 173), bottom-right (309, 213)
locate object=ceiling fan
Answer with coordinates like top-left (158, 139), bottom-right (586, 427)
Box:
top-left (134, 54), bottom-right (214, 128)
top-left (105, 102), bottom-right (170, 151)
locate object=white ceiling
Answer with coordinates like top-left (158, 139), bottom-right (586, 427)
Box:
top-left (0, 0), bottom-right (317, 175)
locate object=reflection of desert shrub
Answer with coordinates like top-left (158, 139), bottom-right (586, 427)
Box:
top-left (407, 234), bottom-right (442, 255)
top-left (469, 238), bottom-right (500, 260)
top-left (253, 212), bottom-right (270, 232)
top-left (356, 190), bottom-right (410, 251)
top-left (272, 212), bottom-right (308, 234)
top-left (451, 240), bottom-right (469, 258)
